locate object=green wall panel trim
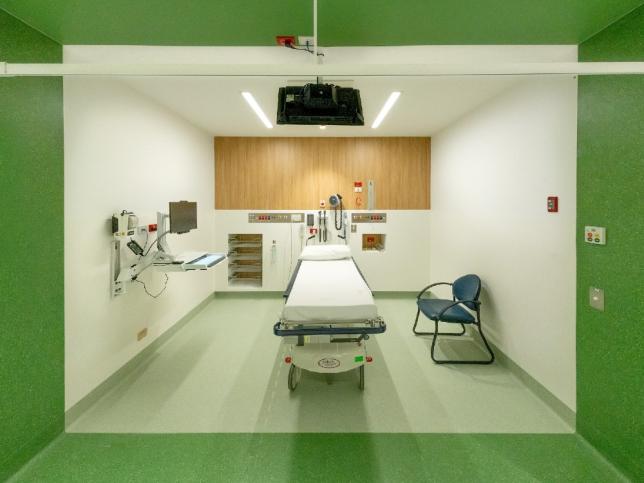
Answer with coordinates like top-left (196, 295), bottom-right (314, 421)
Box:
top-left (0, 0), bottom-right (642, 46)
top-left (580, 5), bottom-right (644, 60)
top-left (0, 8), bottom-right (63, 483)
top-left (12, 433), bottom-right (626, 482)
top-left (0, 8), bottom-right (60, 62)
top-left (577, 5), bottom-right (644, 481)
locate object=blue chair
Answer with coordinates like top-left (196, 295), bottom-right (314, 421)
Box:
top-left (413, 274), bottom-right (494, 364)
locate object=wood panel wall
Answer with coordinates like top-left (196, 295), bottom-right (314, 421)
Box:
top-left (214, 137), bottom-right (430, 210)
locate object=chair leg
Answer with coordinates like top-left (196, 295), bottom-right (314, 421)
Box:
top-left (430, 320), bottom-right (441, 363)
top-left (475, 321), bottom-right (495, 364)
top-left (429, 316), bottom-right (495, 365)
top-left (413, 309), bottom-right (466, 336)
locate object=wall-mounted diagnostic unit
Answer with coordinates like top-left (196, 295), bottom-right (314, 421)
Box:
top-left (352, 213), bottom-right (387, 223)
top-left (110, 202), bottom-right (225, 297)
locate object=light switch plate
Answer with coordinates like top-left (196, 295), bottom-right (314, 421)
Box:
top-left (589, 287), bottom-right (604, 311)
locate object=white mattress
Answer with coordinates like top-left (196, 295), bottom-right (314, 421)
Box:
top-left (282, 259), bottom-right (378, 323)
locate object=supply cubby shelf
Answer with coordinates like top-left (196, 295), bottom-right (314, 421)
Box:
top-left (228, 234), bottom-right (263, 287)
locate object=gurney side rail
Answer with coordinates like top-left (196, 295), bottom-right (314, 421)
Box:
top-left (274, 317), bottom-right (386, 337)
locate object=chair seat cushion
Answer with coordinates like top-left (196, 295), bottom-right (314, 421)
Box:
top-left (417, 298), bottom-right (475, 323)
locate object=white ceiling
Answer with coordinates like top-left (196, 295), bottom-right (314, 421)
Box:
top-left (123, 75), bottom-right (523, 136)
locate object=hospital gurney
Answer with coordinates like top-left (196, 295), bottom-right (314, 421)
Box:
top-left (273, 245), bottom-right (386, 390)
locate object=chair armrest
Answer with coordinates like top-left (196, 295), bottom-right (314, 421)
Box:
top-left (417, 282), bottom-right (452, 299)
top-left (437, 299), bottom-right (480, 320)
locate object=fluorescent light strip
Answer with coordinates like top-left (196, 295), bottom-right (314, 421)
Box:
top-left (241, 92), bottom-right (273, 129)
top-left (371, 91), bottom-right (401, 129)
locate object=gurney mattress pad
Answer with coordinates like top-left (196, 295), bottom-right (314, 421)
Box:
top-left (282, 259), bottom-right (378, 323)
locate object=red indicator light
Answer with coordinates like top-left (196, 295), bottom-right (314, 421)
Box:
top-left (366, 356), bottom-right (373, 363)
top-left (148, 223), bottom-right (157, 232)
top-left (284, 356), bottom-right (292, 364)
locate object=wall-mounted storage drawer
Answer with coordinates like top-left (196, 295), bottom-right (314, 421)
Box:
top-left (228, 234), bottom-right (262, 287)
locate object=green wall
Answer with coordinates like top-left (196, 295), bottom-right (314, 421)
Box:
top-left (0, 0), bottom-right (641, 46)
top-left (577, 6), bottom-right (644, 481)
top-left (0, 9), bottom-right (64, 481)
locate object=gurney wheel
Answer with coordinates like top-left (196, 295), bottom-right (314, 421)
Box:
top-left (358, 365), bottom-right (365, 391)
top-left (288, 365), bottom-right (301, 391)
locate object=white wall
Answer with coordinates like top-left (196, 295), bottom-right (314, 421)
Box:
top-left (214, 210), bottom-right (431, 292)
top-left (62, 45), bottom-right (577, 138)
top-left (430, 77), bottom-right (577, 410)
top-left (64, 77), bottom-right (216, 409)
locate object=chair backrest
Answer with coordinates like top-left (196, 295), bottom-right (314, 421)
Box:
top-left (452, 274), bottom-right (481, 310)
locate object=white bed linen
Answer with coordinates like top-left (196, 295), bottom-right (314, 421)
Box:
top-left (299, 244), bottom-right (351, 261)
top-left (282, 259), bottom-right (378, 323)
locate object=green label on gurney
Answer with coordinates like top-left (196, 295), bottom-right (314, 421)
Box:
top-left (354, 355), bottom-right (364, 363)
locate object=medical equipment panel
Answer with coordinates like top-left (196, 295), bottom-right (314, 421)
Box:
top-left (248, 213), bottom-right (304, 223)
top-left (228, 233), bottom-right (263, 287)
top-left (352, 213), bottom-right (387, 223)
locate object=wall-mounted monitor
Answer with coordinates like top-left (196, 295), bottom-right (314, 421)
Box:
top-left (169, 201), bottom-right (197, 234)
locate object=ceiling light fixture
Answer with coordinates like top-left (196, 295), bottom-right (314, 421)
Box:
top-left (371, 91), bottom-right (401, 129)
top-left (319, 125), bottom-right (327, 130)
top-left (241, 92), bottom-right (273, 128)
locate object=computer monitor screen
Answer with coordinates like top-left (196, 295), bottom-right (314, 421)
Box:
top-left (169, 201), bottom-right (197, 234)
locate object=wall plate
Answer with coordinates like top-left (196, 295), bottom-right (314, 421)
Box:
top-left (589, 287), bottom-right (604, 311)
top-left (584, 226), bottom-right (606, 245)
top-left (297, 36), bottom-right (314, 48)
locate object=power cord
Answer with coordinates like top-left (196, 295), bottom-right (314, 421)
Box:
top-left (287, 42), bottom-right (325, 57)
top-left (334, 201), bottom-right (343, 231)
top-left (133, 273), bottom-right (169, 298)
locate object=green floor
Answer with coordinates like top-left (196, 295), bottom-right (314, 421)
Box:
top-left (12, 433), bottom-right (623, 482)
top-left (67, 295), bottom-right (572, 434)
top-left (9, 294), bottom-right (625, 481)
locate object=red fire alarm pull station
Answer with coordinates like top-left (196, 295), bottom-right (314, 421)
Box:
top-left (547, 196), bottom-right (558, 213)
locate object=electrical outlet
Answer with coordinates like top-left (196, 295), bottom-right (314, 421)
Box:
top-left (137, 328), bottom-right (148, 341)
top-left (298, 36), bottom-right (314, 48)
